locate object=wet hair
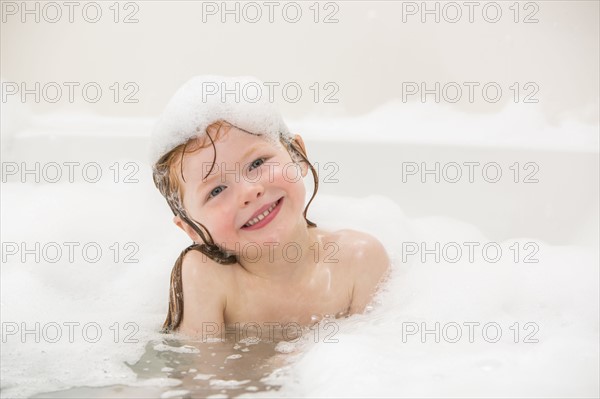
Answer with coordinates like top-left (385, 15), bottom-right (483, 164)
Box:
top-left (152, 120), bottom-right (319, 333)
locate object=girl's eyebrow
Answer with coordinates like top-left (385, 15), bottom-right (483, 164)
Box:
top-left (200, 170), bottom-right (219, 184)
top-left (195, 144), bottom-right (265, 189)
top-left (240, 144), bottom-right (260, 163)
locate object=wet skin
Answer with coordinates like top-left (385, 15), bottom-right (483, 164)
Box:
top-left (172, 126), bottom-right (390, 339)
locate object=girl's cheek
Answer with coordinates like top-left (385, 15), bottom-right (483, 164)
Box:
top-left (207, 202), bottom-right (238, 233)
top-left (270, 160), bottom-right (302, 186)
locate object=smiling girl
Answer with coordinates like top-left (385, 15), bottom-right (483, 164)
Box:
top-left (151, 76), bottom-right (390, 340)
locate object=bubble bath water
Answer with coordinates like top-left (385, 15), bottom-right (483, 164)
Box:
top-left (2, 185), bottom-right (597, 398)
top-left (1, 105), bottom-right (598, 398)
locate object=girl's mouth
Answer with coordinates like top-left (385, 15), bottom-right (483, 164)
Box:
top-left (241, 197), bottom-right (284, 230)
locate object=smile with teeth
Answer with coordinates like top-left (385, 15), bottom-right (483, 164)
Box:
top-left (243, 199), bottom-right (281, 228)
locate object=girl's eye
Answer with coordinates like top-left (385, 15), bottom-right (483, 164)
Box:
top-left (249, 158), bottom-right (265, 170)
top-left (208, 185), bottom-right (226, 199)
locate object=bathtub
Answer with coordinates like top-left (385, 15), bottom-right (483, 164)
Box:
top-left (1, 104), bottom-right (598, 398)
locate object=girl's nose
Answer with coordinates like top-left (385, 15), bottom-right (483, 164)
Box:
top-left (241, 181), bottom-right (264, 206)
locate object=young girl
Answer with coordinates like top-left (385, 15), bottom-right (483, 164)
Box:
top-left (151, 76), bottom-right (390, 340)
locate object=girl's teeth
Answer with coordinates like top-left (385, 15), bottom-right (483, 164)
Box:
top-left (244, 200), bottom-right (278, 227)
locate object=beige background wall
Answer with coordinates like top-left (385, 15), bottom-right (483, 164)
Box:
top-left (1, 1), bottom-right (598, 125)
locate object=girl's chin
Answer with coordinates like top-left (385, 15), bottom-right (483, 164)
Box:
top-left (242, 220), bottom-right (309, 243)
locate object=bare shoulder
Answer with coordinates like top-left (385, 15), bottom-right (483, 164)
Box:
top-left (180, 249), bottom-right (232, 285)
top-left (177, 249), bottom-right (232, 335)
top-left (326, 229), bottom-right (391, 313)
top-left (327, 229), bottom-right (390, 268)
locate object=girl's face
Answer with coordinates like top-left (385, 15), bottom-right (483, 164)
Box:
top-left (176, 127), bottom-right (308, 252)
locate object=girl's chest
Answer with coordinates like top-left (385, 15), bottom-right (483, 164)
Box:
top-left (224, 266), bottom-right (354, 327)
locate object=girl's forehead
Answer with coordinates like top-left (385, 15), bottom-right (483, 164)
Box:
top-left (182, 129), bottom-right (280, 179)
top-left (205, 128), bottom-right (274, 156)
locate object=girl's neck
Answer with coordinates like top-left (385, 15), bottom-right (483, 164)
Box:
top-left (237, 221), bottom-right (318, 282)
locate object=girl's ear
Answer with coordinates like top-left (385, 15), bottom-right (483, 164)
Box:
top-left (293, 134), bottom-right (307, 157)
top-left (173, 215), bottom-right (200, 243)
top-left (292, 134), bottom-right (309, 177)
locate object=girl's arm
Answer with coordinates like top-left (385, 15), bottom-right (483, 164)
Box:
top-left (348, 233), bottom-right (391, 313)
top-left (177, 250), bottom-right (228, 340)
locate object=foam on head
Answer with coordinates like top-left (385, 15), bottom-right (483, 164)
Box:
top-left (150, 75), bottom-right (292, 165)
